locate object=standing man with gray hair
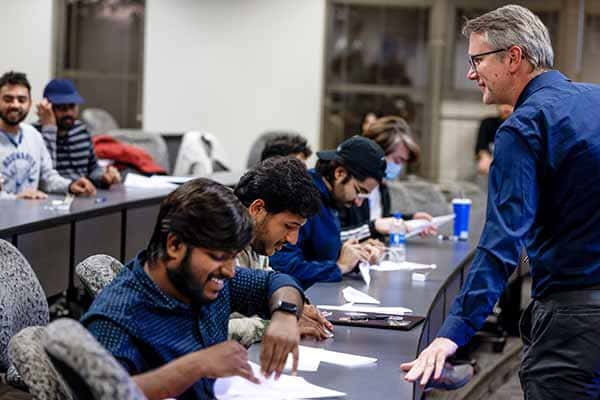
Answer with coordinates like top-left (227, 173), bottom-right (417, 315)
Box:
top-left (402, 5), bottom-right (600, 399)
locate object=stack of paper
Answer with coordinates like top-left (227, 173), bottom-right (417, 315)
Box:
top-left (405, 214), bottom-right (455, 238)
top-left (149, 175), bottom-right (195, 185)
top-left (214, 362), bottom-right (346, 399)
top-left (283, 345), bottom-right (377, 372)
top-left (342, 287), bottom-right (380, 304)
top-left (318, 303), bottom-right (413, 315)
top-left (370, 261), bottom-right (437, 272)
top-left (124, 173), bottom-right (177, 189)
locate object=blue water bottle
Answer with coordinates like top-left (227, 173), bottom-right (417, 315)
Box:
top-left (388, 212), bottom-right (406, 262)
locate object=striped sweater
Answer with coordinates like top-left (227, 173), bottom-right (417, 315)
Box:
top-left (36, 121), bottom-right (105, 187)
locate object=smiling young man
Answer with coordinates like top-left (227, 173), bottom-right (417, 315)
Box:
top-left (269, 135), bottom-right (387, 289)
top-left (0, 71), bottom-right (95, 199)
top-left (82, 179), bottom-right (305, 400)
top-left (231, 157), bottom-right (333, 344)
top-left (35, 79), bottom-right (120, 189)
top-left (402, 5), bottom-right (600, 399)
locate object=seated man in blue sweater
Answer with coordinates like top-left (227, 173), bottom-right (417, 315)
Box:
top-left (270, 135), bottom-right (386, 288)
top-left (82, 178), bottom-right (305, 400)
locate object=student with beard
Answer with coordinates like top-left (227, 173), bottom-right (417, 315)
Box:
top-left (231, 157), bottom-right (333, 345)
top-left (269, 136), bottom-right (387, 289)
top-left (0, 71), bottom-right (95, 199)
top-left (82, 179), bottom-right (305, 400)
top-left (35, 79), bottom-right (120, 189)
top-left (338, 116), bottom-right (436, 242)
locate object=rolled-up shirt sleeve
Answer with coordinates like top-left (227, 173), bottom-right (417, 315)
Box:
top-left (438, 124), bottom-right (540, 346)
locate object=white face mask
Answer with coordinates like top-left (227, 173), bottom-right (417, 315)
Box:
top-left (385, 161), bottom-right (403, 181)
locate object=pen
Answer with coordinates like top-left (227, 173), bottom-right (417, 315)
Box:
top-left (95, 196), bottom-right (107, 204)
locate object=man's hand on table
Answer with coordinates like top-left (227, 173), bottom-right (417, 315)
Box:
top-left (260, 311), bottom-right (300, 379)
top-left (400, 337), bottom-right (458, 386)
top-left (299, 304), bottom-right (334, 340)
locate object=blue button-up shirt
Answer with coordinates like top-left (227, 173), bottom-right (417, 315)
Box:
top-left (269, 169), bottom-right (343, 289)
top-left (81, 251), bottom-right (304, 400)
top-left (438, 71), bottom-right (600, 347)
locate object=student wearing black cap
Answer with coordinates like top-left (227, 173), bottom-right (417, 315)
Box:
top-left (269, 135), bottom-right (386, 289)
top-left (34, 79), bottom-right (120, 190)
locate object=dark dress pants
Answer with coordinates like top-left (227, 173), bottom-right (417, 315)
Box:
top-left (519, 290), bottom-right (600, 400)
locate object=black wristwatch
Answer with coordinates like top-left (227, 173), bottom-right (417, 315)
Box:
top-left (273, 300), bottom-right (299, 319)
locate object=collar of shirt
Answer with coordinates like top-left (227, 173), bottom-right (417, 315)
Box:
top-left (515, 70), bottom-right (570, 109)
top-left (0, 129), bottom-right (22, 148)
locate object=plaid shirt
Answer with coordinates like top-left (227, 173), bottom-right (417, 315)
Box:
top-left (82, 250), bottom-right (303, 400)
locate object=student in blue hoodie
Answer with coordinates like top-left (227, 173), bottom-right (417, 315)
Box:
top-left (269, 136), bottom-right (386, 289)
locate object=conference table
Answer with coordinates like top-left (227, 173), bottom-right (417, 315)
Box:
top-left (250, 211), bottom-right (484, 400)
top-left (1, 174), bottom-right (485, 399)
top-left (0, 171), bottom-right (242, 298)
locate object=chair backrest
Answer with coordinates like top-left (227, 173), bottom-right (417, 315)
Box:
top-left (81, 108), bottom-right (119, 136)
top-left (8, 326), bottom-right (72, 399)
top-left (387, 179), bottom-right (451, 218)
top-left (0, 240), bottom-right (49, 371)
top-left (107, 129), bottom-right (171, 173)
top-left (45, 319), bottom-right (147, 400)
top-left (173, 131), bottom-right (230, 177)
top-left (75, 255), bottom-right (124, 298)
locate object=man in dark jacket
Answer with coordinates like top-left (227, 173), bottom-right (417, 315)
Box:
top-left (269, 136), bottom-right (386, 289)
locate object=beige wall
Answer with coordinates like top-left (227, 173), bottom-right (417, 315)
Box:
top-left (438, 100), bottom-right (496, 181)
top-left (143, 0), bottom-right (326, 171)
top-left (0, 0), bottom-right (54, 122)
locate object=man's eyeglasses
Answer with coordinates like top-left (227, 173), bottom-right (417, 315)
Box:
top-left (352, 179), bottom-right (370, 199)
top-left (468, 48), bottom-right (509, 73)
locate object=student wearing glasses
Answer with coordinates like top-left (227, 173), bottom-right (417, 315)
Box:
top-left (339, 116), bottom-right (436, 242)
top-left (269, 136), bottom-right (386, 289)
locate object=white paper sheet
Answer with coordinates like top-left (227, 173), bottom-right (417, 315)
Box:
top-left (358, 262), bottom-right (371, 286)
top-left (370, 261), bottom-right (437, 272)
top-left (284, 346), bottom-right (323, 372)
top-left (214, 362), bottom-right (346, 399)
top-left (318, 303), bottom-right (413, 315)
top-left (149, 175), bottom-right (195, 185)
top-left (124, 173), bottom-right (177, 189)
top-left (318, 348), bottom-right (378, 367)
top-left (405, 214), bottom-right (455, 238)
top-left (342, 287), bottom-right (380, 304)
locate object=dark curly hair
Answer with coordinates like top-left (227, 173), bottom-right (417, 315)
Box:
top-left (260, 133), bottom-right (313, 161)
top-left (234, 157), bottom-right (322, 218)
top-left (0, 71), bottom-right (31, 93)
top-left (147, 178), bottom-right (254, 263)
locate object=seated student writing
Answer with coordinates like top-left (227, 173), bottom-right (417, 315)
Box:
top-left (269, 136), bottom-right (387, 289)
top-left (231, 156), bottom-right (333, 345)
top-left (339, 116), bottom-right (437, 241)
top-left (82, 179), bottom-right (305, 400)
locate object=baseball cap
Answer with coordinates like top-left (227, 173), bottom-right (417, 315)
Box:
top-left (43, 79), bottom-right (84, 105)
top-left (317, 135), bottom-right (386, 182)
